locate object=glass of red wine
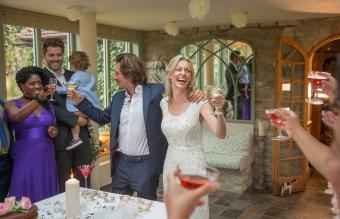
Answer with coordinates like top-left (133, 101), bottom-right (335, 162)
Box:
top-left (265, 108), bottom-right (290, 141)
top-left (305, 71), bottom-right (328, 105)
top-left (177, 164), bottom-right (219, 190)
top-left (78, 164), bottom-right (95, 188)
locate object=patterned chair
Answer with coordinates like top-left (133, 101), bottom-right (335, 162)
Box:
top-left (203, 127), bottom-right (253, 194)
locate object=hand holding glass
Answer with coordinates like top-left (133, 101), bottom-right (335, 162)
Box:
top-left (209, 86), bottom-right (225, 115)
top-left (48, 78), bottom-right (58, 101)
top-left (265, 107), bottom-right (290, 141)
top-left (305, 71), bottom-right (328, 105)
top-left (177, 163), bottom-right (219, 190)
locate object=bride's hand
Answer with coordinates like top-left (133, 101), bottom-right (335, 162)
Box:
top-left (210, 94), bottom-right (224, 111)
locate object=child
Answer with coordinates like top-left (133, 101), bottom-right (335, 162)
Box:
top-left (58, 51), bottom-right (100, 150)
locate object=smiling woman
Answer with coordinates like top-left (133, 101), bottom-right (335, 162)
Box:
top-left (4, 66), bottom-right (59, 203)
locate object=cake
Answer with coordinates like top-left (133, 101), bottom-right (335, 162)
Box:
top-left (0, 205), bottom-right (38, 219)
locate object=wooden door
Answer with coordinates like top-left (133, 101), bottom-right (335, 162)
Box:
top-left (273, 37), bottom-right (310, 195)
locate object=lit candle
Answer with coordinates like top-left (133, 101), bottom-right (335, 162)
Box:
top-left (65, 173), bottom-right (80, 219)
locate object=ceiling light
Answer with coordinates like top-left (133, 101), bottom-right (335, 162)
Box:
top-left (188, 0), bottom-right (210, 20)
top-left (164, 22), bottom-right (179, 36)
top-left (230, 10), bottom-right (248, 28)
top-left (66, 6), bottom-right (82, 22)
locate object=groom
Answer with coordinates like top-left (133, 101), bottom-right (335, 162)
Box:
top-left (74, 53), bottom-right (167, 200)
top-left (73, 53), bottom-right (204, 200)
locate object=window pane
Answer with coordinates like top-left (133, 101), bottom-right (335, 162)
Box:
top-left (5, 25), bottom-right (34, 99)
top-left (181, 38), bottom-right (254, 122)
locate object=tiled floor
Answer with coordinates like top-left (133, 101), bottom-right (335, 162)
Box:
top-left (101, 170), bottom-right (334, 219)
top-left (209, 171), bottom-right (333, 219)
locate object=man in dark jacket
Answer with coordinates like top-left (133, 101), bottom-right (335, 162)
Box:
top-left (42, 38), bottom-right (91, 192)
top-left (0, 98), bottom-right (13, 201)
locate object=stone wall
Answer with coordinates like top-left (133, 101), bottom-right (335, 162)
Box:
top-left (141, 16), bottom-right (340, 191)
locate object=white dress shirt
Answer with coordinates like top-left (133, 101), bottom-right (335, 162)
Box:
top-left (117, 85), bottom-right (149, 156)
top-left (46, 67), bottom-right (67, 89)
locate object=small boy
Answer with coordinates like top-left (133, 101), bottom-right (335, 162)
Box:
top-left (57, 51), bottom-right (100, 150)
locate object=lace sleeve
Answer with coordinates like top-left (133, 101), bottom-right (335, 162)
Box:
top-left (160, 97), bottom-right (168, 113)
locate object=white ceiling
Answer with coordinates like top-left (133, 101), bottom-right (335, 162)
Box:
top-left (0, 0), bottom-right (340, 31)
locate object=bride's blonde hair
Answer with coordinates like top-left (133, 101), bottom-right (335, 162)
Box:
top-left (164, 54), bottom-right (195, 99)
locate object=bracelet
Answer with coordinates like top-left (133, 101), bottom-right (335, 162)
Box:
top-left (215, 111), bottom-right (223, 116)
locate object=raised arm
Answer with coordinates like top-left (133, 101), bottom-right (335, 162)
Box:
top-left (200, 94), bottom-right (226, 139)
top-left (5, 89), bottom-right (52, 122)
top-left (69, 89), bottom-right (112, 125)
top-left (272, 109), bottom-right (335, 179)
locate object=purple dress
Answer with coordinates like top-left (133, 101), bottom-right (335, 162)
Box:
top-left (6, 99), bottom-right (59, 202)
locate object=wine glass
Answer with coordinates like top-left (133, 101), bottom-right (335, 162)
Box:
top-left (210, 86), bottom-right (225, 115)
top-left (305, 71), bottom-right (328, 105)
top-left (48, 78), bottom-right (58, 102)
top-left (265, 107), bottom-right (290, 141)
top-left (177, 163), bottom-right (219, 190)
top-left (64, 82), bottom-right (78, 91)
top-left (78, 164), bottom-right (94, 188)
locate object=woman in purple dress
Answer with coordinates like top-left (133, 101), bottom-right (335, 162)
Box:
top-left (4, 66), bottom-right (59, 202)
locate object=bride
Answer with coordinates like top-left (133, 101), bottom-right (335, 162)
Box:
top-left (161, 55), bottom-right (227, 219)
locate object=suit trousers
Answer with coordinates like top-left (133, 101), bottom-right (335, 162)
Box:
top-left (112, 152), bottom-right (159, 200)
top-left (0, 155), bottom-right (12, 201)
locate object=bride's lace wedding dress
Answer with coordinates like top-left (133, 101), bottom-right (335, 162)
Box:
top-left (161, 97), bottom-right (208, 219)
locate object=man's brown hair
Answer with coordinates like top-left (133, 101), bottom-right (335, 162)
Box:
top-left (115, 53), bottom-right (147, 85)
top-left (43, 38), bottom-right (65, 54)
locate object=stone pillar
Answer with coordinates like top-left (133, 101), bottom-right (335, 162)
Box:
top-left (79, 11), bottom-right (97, 75)
top-left (79, 11), bottom-right (101, 189)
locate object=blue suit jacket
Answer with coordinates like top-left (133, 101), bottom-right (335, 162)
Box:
top-left (76, 83), bottom-right (168, 175)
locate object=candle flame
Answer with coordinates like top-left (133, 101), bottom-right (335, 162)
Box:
top-left (71, 173), bottom-right (74, 179)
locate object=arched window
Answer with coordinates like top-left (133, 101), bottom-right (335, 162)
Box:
top-left (181, 37), bottom-right (254, 121)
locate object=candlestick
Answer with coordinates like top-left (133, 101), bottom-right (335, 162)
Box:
top-left (65, 176), bottom-right (80, 219)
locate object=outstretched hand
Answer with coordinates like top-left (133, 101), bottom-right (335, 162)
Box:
top-left (321, 110), bottom-right (337, 129)
top-left (67, 90), bottom-right (84, 104)
top-left (318, 72), bottom-right (338, 104)
top-left (269, 109), bottom-right (301, 137)
top-left (164, 169), bottom-right (219, 219)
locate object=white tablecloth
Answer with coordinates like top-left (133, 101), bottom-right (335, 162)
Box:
top-left (35, 188), bottom-right (167, 219)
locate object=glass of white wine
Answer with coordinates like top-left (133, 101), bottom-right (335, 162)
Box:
top-left (65, 82), bottom-right (78, 91)
top-left (210, 86), bottom-right (225, 116)
top-left (48, 78), bottom-right (58, 102)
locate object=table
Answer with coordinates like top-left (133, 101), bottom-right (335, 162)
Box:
top-left (35, 188), bottom-right (167, 219)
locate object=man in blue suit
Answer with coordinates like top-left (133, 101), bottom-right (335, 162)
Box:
top-left (0, 98), bottom-right (13, 201)
top-left (71, 53), bottom-right (203, 200)
top-left (72, 53), bottom-right (167, 200)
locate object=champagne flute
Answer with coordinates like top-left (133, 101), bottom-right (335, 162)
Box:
top-left (305, 71), bottom-right (328, 105)
top-left (49, 78), bottom-right (58, 101)
top-left (265, 107), bottom-right (290, 141)
top-left (210, 86), bottom-right (225, 115)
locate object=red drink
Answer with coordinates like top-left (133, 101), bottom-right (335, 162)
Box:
top-left (179, 174), bottom-right (212, 190)
top-left (308, 75), bottom-right (328, 88)
top-left (79, 168), bottom-right (91, 178)
top-left (78, 165), bottom-right (94, 188)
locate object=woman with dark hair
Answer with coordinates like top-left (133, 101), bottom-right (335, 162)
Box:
top-left (4, 66), bottom-right (59, 202)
